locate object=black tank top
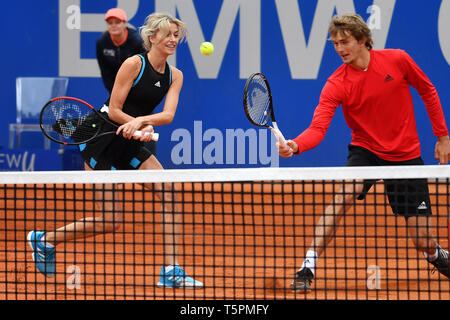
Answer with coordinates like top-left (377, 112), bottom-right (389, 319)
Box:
top-left (112, 52), bottom-right (172, 117)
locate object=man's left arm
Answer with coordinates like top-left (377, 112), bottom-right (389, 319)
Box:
top-left (435, 135), bottom-right (450, 165)
top-left (401, 50), bottom-right (450, 164)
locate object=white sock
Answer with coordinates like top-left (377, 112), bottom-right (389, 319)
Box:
top-left (299, 250), bottom-right (318, 275)
top-left (424, 247), bottom-right (439, 262)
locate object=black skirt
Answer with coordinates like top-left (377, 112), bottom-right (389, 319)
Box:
top-left (78, 112), bottom-right (153, 170)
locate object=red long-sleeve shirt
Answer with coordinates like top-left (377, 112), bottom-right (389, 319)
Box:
top-left (293, 49), bottom-right (448, 161)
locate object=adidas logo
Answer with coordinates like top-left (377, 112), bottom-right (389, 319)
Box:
top-left (418, 201), bottom-right (427, 210)
top-left (384, 74), bottom-right (394, 82)
top-left (154, 81), bottom-right (161, 87)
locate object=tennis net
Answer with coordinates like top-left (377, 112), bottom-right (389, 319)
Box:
top-left (1, 166), bottom-right (449, 300)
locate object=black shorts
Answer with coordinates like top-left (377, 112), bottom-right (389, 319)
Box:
top-left (346, 145), bottom-right (431, 217)
top-left (78, 112), bottom-right (154, 170)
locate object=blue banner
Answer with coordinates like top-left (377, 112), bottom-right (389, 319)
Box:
top-left (1, 0), bottom-right (449, 169)
top-left (0, 149), bottom-right (62, 171)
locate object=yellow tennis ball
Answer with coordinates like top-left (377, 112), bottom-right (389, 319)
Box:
top-left (200, 42), bottom-right (214, 55)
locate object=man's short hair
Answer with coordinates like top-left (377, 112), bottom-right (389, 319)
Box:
top-left (328, 14), bottom-right (374, 50)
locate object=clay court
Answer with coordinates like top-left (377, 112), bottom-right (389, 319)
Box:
top-left (1, 180), bottom-right (449, 300)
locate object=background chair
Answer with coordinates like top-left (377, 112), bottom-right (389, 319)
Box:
top-left (9, 77), bottom-right (69, 149)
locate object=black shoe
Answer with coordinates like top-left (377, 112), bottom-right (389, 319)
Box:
top-left (290, 267), bottom-right (314, 292)
top-left (428, 246), bottom-right (449, 279)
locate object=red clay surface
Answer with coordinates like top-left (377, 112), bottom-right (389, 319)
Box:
top-left (1, 181), bottom-right (449, 300)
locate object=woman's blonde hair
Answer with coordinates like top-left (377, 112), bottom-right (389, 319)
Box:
top-left (328, 14), bottom-right (373, 50)
top-left (140, 13), bottom-right (187, 50)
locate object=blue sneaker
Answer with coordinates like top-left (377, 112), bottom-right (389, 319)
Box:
top-left (27, 231), bottom-right (55, 277)
top-left (157, 266), bottom-right (203, 288)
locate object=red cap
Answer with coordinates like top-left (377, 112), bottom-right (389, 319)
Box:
top-left (105, 8), bottom-right (127, 22)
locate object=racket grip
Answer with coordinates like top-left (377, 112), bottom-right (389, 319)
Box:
top-left (134, 131), bottom-right (159, 141)
top-left (270, 123), bottom-right (287, 147)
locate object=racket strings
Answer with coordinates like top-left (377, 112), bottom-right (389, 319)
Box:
top-left (41, 99), bottom-right (101, 144)
top-left (246, 76), bottom-right (271, 126)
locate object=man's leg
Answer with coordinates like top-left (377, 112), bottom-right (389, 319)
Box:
top-left (291, 180), bottom-right (365, 291)
top-left (406, 216), bottom-right (449, 279)
top-left (386, 176), bottom-right (449, 280)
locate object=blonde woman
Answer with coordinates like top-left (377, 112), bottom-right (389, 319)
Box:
top-left (28, 13), bottom-right (203, 289)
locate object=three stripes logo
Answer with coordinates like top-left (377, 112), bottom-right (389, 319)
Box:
top-left (384, 74), bottom-right (394, 82)
top-left (154, 81), bottom-right (161, 87)
top-left (418, 201), bottom-right (428, 210)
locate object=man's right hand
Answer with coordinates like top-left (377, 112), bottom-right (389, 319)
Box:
top-left (277, 139), bottom-right (299, 158)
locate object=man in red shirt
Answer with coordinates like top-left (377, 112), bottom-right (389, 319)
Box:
top-left (278, 14), bottom-right (450, 292)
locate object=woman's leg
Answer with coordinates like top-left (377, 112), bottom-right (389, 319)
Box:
top-left (138, 155), bottom-right (181, 267)
top-left (45, 163), bottom-right (123, 245)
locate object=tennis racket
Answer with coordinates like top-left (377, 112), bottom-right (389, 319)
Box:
top-left (40, 97), bottom-right (159, 145)
top-left (243, 73), bottom-right (287, 147)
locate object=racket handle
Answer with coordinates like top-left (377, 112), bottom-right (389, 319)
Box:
top-left (134, 131), bottom-right (159, 141)
top-left (271, 122), bottom-right (287, 147)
